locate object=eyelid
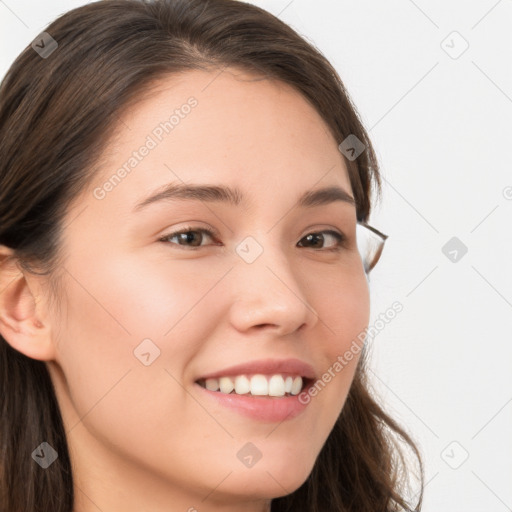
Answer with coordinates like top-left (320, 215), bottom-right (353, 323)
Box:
top-left (158, 224), bottom-right (349, 251)
top-left (298, 229), bottom-right (347, 251)
top-left (158, 225), bottom-right (219, 245)
top-left (159, 221), bottom-right (218, 237)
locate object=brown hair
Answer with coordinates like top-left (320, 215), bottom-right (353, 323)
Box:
top-left (0, 0), bottom-right (424, 510)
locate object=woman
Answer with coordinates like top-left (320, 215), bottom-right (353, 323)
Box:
top-left (0, 0), bottom-right (424, 510)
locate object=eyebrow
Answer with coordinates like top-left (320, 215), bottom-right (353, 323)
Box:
top-left (133, 182), bottom-right (356, 212)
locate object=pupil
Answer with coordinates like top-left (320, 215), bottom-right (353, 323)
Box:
top-left (306, 233), bottom-right (322, 248)
top-left (181, 232), bottom-right (200, 246)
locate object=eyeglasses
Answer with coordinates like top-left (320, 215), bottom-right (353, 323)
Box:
top-left (356, 222), bottom-right (388, 274)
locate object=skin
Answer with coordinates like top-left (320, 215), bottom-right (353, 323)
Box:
top-left (0, 68), bottom-right (370, 511)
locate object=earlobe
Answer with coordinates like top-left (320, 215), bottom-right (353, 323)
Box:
top-left (0, 246), bottom-right (55, 361)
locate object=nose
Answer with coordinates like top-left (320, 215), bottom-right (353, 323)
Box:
top-left (228, 242), bottom-right (319, 336)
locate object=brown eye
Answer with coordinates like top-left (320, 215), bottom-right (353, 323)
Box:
top-left (297, 230), bottom-right (346, 251)
top-left (159, 228), bottom-right (217, 248)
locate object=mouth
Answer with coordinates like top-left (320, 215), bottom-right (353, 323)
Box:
top-left (195, 373), bottom-right (313, 398)
top-left (193, 358), bottom-right (316, 422)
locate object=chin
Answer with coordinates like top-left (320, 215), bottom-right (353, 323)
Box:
top-left (221, 452), bottom-right (315, 501)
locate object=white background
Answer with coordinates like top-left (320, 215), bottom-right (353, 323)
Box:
top-left (1, 1), bottom-right (511, 510)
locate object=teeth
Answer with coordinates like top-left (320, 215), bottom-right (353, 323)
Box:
top-left (268, 375), bottom-right (285, 397)
top-left (291, 376), bottom-right (302, 395)
top-left (284, 376), bottom-right (293, 393)
top-left (234, 375), bottom-right (251, 394)
top-left (205, 378), bottom-right (220, 391)
top-left (199, 374), bottom-right (304, 397)
top-left (219, 377), bottom-right (234, 394)
top-left (250, 375), bottom-right (268, 395)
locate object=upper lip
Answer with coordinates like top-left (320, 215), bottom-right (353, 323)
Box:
top-left (196, 358), bottom-right (316, 381)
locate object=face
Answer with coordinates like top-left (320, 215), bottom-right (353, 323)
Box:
top-left (45, 68), bottom-right (370, 511)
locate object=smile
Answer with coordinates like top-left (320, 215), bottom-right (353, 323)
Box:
top-left (196, 373), bottom-right (309, 397)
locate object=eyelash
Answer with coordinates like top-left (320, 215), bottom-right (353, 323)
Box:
top-left (158, 225), bottom-right (347, 252)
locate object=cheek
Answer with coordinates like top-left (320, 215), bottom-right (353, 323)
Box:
top-left (60, 251), bottom-right (225, 351)
top-left (53, 259), bottom-right (228, 481)
top-left (300, 270), bottom-right (370, 423)
top-left (310, 268), bottom-right (370, 356)
top-left (54, 254), bottom-right (225, 424)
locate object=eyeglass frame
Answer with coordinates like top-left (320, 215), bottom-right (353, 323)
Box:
top-left (356, 221), bottom-right (388, 274)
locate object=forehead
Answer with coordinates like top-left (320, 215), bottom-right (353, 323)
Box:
top-left (74, 67), bottom-right (352, 218)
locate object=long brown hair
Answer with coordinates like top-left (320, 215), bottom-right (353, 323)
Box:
top-left (0, 0), bottom-right (424, 510)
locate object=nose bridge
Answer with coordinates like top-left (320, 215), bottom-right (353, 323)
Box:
top-left (229, 234), bottom-right (318, 333)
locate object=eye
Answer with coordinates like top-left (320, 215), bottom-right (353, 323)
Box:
top-left (159, 226), bottom-right (347, 251)
top-left (297, 230), bottom-right (347, 251)
top-left (158, 226), bottom-right (218, 248)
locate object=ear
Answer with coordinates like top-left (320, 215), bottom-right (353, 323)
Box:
top-left (0, 246), bottom-right (56, 361)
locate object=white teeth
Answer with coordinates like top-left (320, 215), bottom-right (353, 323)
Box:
top-left (234, 375), bottom-right (251, 394)
top-left (291, 376), bottom-right (302, 396)
top-left (219, 377), bottom-right (234, 394)
top-left (250, 375), bottom-right (268, 395)
top-left (268, 375), bottom-right (285, 397)
top-left (205, 378), bottom-right (219, 391)
top-left (284, 376), bottom-right (293, 393)
top-left (199, 374), bottom-right (305, 397)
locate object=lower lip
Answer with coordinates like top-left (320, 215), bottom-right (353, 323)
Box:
top-left (195, 383), bottom-right (311, 422)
